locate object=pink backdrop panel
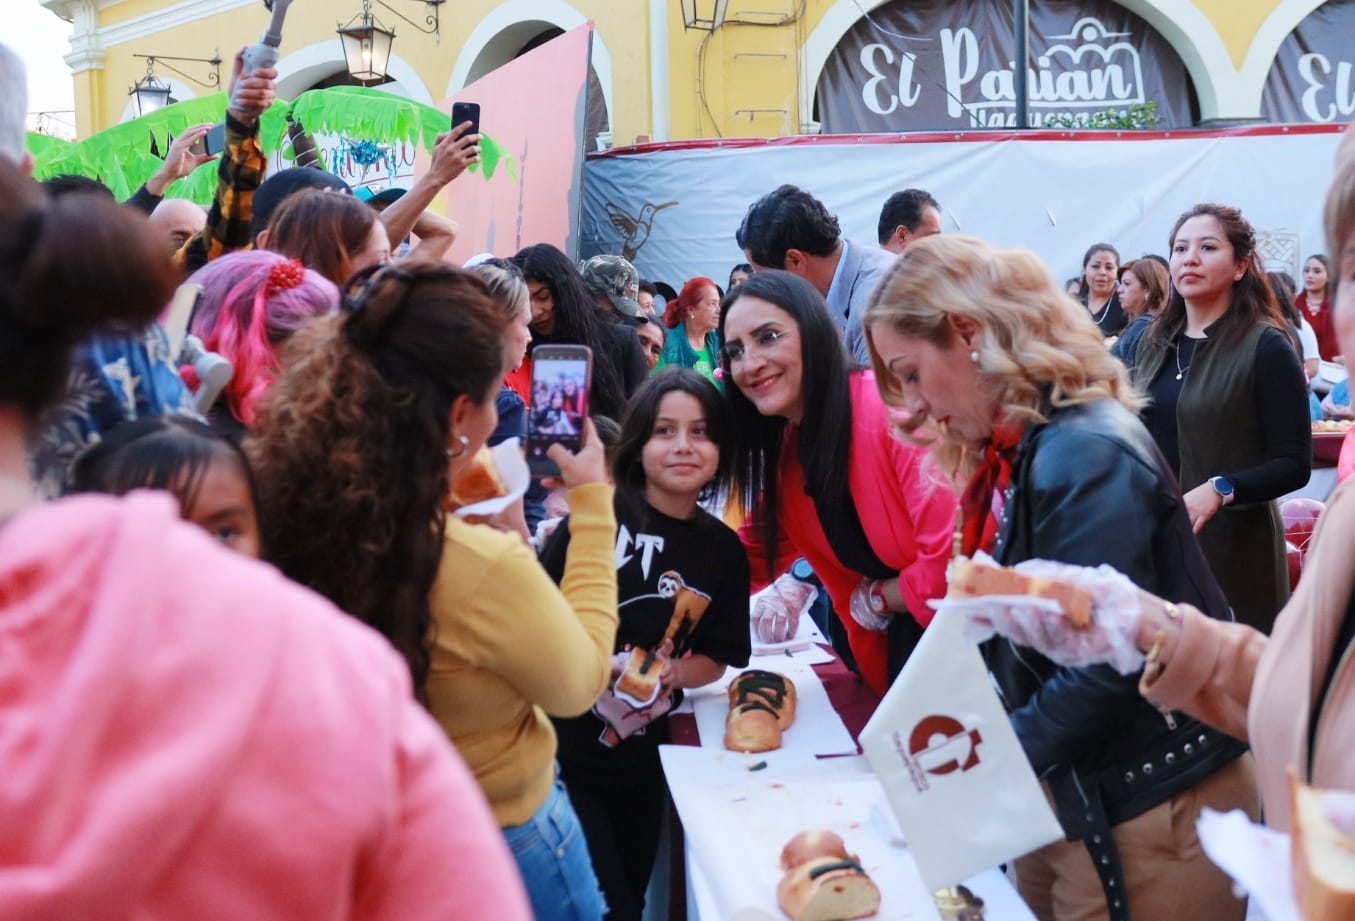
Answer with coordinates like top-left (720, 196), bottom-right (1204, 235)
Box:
top-left (423, 23), bottom-right (593, 264)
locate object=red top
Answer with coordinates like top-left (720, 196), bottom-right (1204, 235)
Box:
top-left (739, 372), bottom-right (957, 696)
top-left (1298, 291), bottom-right (1338, 361)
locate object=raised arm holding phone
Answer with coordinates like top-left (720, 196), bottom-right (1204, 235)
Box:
top-left (378, 106), bottom-right (481, 254)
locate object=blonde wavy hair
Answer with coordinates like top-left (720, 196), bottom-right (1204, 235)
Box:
top-left (862, 234), bottom-right (1143, 484)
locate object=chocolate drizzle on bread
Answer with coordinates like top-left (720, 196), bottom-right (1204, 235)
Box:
top-left (724, 671), bottom-right (797, 752)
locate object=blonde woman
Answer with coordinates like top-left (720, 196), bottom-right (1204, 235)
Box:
top-left (862, 234), bottom-right (1258, 921)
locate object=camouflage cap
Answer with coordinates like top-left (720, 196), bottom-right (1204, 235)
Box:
top-left (579, 254), bottom-right (644, 319)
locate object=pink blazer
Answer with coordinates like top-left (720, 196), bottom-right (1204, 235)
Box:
top-left (742, 371), bottom-right (956, 695)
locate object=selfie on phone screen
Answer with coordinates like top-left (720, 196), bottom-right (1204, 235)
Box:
top-left (528, 347), bottom-right (591, 474)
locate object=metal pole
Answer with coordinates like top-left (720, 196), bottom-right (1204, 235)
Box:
top-left (1013, 0), bottom-right (1030, 129)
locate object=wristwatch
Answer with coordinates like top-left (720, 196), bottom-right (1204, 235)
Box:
top-left (790, 558), bottom-right (815, 582)
top-left (1209, 476), bottom-right (1235, 506)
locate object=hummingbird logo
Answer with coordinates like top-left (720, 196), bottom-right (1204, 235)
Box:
top-left (605, 200), bottom-right (678, 261)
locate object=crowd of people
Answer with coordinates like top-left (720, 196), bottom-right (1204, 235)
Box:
top-left (3, 35), bottom-right (1355, 921)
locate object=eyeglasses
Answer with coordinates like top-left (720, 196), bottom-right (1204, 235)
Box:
top-left (721, 328), bottom-right (789, 365)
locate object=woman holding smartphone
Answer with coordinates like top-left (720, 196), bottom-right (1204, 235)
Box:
top-left (247, 264), bottom-right (618, 921)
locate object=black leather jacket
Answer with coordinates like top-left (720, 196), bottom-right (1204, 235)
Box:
top-left (985, 398), bottom-right (1247, 921)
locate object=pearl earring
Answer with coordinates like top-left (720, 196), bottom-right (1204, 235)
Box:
top-left (446, 434), bottom-right (470, 458)
top-left (970, 350), bottom-right (980, 363)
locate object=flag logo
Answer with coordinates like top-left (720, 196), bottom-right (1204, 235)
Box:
top-left (898, 715), bottom-right (984, 792)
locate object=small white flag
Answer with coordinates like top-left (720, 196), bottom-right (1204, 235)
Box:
top-left (860, 606), bottom-right (1064, 891)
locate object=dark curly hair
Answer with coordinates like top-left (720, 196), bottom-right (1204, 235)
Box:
top-left (246, 264), bottom-right (507, 699)
top-left (511, 243), bottom-right (630, 420)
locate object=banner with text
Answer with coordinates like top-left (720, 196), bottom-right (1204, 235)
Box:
top-left (1262, 0), bottom-right (1355, 124)
top-left (815, 0), bottom-right (1194, 132)
top-left (581, 128), bottom-right (1343, 296)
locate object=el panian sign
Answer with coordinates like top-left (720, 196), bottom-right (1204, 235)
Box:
top-left (814, 0), bottom-right (1195, 131)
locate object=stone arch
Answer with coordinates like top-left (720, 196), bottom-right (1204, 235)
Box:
top-left (273, 41), bottom-right (434, 105)
top-left (1236, 0), bottom-right (1331, 115)
top-left (798, 0), bottom-right (1242, 125)
top-left (446, 0), bottom-right (613, 128)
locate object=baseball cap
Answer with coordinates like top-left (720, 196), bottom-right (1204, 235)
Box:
top-left (355, 186), bottom-right (407, 205)
top-left (580, 254), bottom-right (644, 319)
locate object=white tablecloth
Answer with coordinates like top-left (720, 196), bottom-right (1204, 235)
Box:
top-left (662, 746), bottom-right (1036, 920)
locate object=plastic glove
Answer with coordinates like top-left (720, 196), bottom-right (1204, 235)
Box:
top-left (751, 573), bottom-right (816, 644)
top-left (951, 554), bottom-right (1145, 674)
top-left (848, 579), bottom-right (891, 632)
top-left (1325, 788), bottom-right (1355, 837)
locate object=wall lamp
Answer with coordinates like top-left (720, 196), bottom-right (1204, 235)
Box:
top-left (129, 52), bottom-right (222, 116)
top-left (680, 0), bottom-right (729, 31)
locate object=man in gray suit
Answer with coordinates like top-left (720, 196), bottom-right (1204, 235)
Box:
top-left (736, 184), bottom-right (896, 363)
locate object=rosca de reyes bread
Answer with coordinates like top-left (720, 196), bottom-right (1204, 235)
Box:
top-left (727, 670), bottom-right (798, 723)
top-left (448, 446), bottom-right (507, 509)
top-left (1290, 772), bottom-right (1355, 921)
top-left (776, 830), bottom-right (881, 921)
top-left (615, 647), bottom-right (666, 703)
top-left (724, 670), bottom-right (797, 753)
top-left (948, 557), bottom-right (1093, 629)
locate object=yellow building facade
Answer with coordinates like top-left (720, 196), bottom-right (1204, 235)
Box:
top-left (40, 0), bottom-right (1346, 142)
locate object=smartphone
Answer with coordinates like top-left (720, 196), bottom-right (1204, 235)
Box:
top-left (451, 101), bottom-right (481, 138)
top-left (190, 123), bottom-right (226, 157)
top-left (527, 344), bottom-right (592, 478)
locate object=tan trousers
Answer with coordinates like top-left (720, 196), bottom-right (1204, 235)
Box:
top-left (1016, 754), bottom-right (1259, 921)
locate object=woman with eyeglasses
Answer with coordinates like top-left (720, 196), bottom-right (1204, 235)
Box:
top-left (718, 270), bottom-right (956, 696)
top-left (247, 263), bottom-right (617, 921)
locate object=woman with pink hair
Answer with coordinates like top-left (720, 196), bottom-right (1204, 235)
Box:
top-left (659, 276), bottom-right (723, 384)
top-left (186, 250), bottom-right (338, 437)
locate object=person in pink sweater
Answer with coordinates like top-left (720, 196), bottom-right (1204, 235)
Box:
top-left (0, 158), bottom-right (531, 919)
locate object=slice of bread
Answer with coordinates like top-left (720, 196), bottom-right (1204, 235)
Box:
top-left (1290, 772), bottom-right (1355, 921)
top-left (448, 446), bottom-right (507, 508)
top-left (776, 855), bottom-right (881, 921)
top-left (948, 558), bottom-right (1093, 629)
top-left (615, 647), bottom-right (665, 703)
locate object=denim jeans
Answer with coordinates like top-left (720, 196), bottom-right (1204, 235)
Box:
top-left (503, 777), bottom-right (606, 921)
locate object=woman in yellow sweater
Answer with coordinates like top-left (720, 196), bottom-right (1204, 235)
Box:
top-left (248, 263), bottom-right (618, 921)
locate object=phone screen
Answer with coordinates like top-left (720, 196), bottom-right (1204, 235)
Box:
top-left (528, 354), bottom-right (590, 471)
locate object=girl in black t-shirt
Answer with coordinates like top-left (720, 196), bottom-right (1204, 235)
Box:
top-left (541, 369), bottom-right (751, 921)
